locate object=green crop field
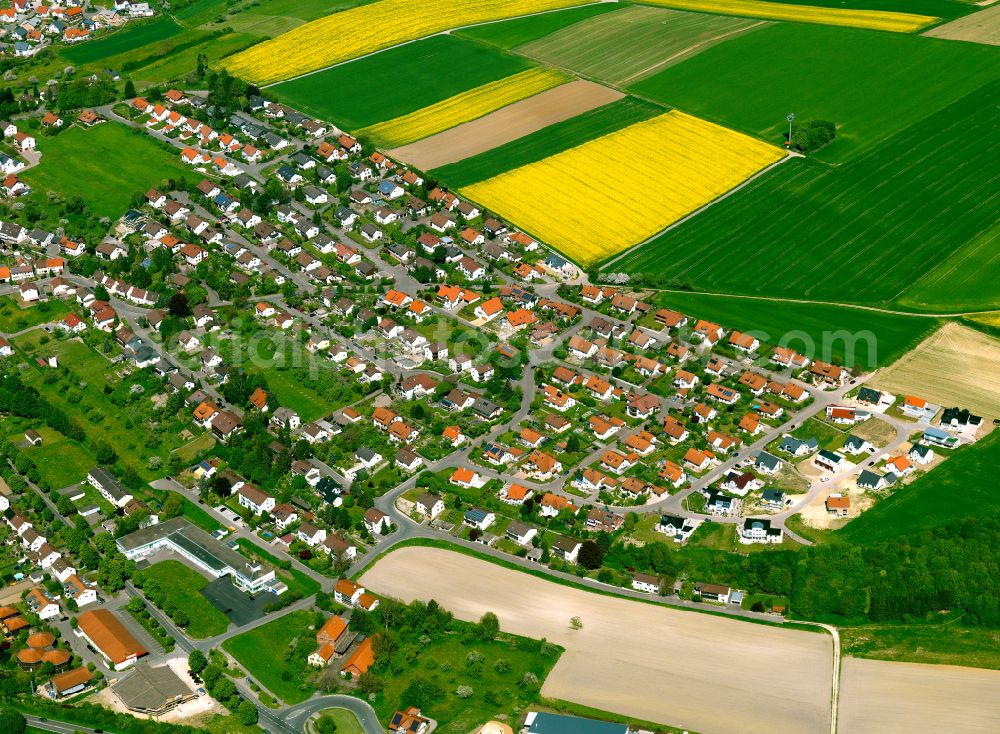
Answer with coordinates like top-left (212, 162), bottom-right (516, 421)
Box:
top-left (519, 5), bottom-right (769, 86)
top-left (455, 2), bottom-right (621, 49)
top-left (839, 431), bottom-right (1000, 543)
top-left (649, 292), bottom-right (939, 369)
top-left (233, 0), bottom-right (372, 26)
top-left (269, 35), bottom-right (537, 131)
top-left (22, 123), bottom-right (193, 220)
top-left (758, 0), bottom-right (973, 20)
top-left (629, 23), bottom-right (1000, 162)
top-left (143, 560), bottom-right (231, 638)
top-left (222, 610), bottom-right (317, 704)
top-left (897, 220), bottom-right (1000, 313)
top-left (129, 31), bottom-right (260, 84)
top-left (430, 96), bottom-right (663, 187)
top-left (611, 82), bottom-right (1000, 310)
top-left (177, 0), bottom-right (370, 33)
top-left (60, 16), bottom-right (184, 65)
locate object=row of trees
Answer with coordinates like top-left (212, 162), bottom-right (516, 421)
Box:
top-left (606, 513), bottom-right (1000, 625)
top-left (187, 651), bottom-right (258, 726)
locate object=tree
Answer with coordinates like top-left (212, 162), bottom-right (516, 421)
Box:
top-left (212, 676), bottom-right (236, 703)
top-left (237, 700), bottom-right (258, 726)
top-left (790, 119), bottom-right (837, 153)
top-left (123, 79), bottom-right (136, 98)
top-left (188, 649), bottom-right (207, 675)
top-left (0, 708), bottom-right (25, 734)
top-left (169, 292), bottom-right (191, 317)
top-left (570, 616), bottom-right (583, 630)
top-left (161, 492), bottom-right (184, 520)
top-left (578, 539), bottom-right (604, 570)
top-left (476, 611), bottom-right (500, 641)
top-left (357, 670), bottom-right (383, 695)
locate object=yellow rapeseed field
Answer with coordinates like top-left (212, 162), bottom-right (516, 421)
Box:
top-left (461, 111), bottom-right (784, 266)
top-left (642, 0), bottom-right (937, 33)
top-left (359, 68), bottom-right (570, 148)
top-left (224, 0), bottom-right (591, 84)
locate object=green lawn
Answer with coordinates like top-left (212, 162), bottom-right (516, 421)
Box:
top-left (650, 291), bottom-right (938, 369)
top-left (178, 495), bottom-right (224, 533)
top-left (22, 123), bottom-right (194, 219)
top-left (60, 16), bottom-right (184, 65)
top-left (172, 431), bottom-right (217, 463)
top-left (314, 709), bottom-right (363, 734)
top-left (0, 298), bottom-right (68, 332)
top-left (20, 426), bottom-right (95, 489)
top-left (222, 610), bottom-right (318, 704)
top-left (841, 623), bottom-right (1000, 671)
top-left (431, 96), bottom-right (663, 187)
top-left (614, 82), bottom-right (1000, 310)
top-left (269, 34), bottom-right (537, 131)
top-left (454, 2), bottom-right (621, 49)
top-left (143, 560), bottom-right (231, 638)
top-left (839, 431), bottom-right (1000, 542)
top-left (519, 5), bottom-right (769, 86)
top-left (260, 364), bottom-right (353, 422)
top-left (629, 23), bottom-right (1000, 162)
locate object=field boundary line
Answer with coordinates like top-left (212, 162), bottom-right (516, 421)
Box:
top-left (260, 0), bottom-right (619, 89)
top-left (790, 620), bottom-right (841, 734)
top-left (618, 18), bottom-right (770, 85)
top-left (600, 150), bottom-right (796, 269)
top-left (624, 288), bottom-right (1000, 319)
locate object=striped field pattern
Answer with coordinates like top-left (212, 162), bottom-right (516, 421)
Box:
top-left (357, 68), bottom-right (571, 147)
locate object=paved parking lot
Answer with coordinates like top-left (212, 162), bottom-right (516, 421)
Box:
top-left (201, 577), bottom-right (270, 627)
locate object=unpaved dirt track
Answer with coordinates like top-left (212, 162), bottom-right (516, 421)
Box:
top-left (386, 81), bottom-right (623, 170)
top-left (361, 546), bottom-right (832, 734)
top-left (923, 5), bottom-right (1000, 45)
top-left (871, 322), bottom-right (1000, 421)
top-left (839, 657), bottom-right (1000, 733)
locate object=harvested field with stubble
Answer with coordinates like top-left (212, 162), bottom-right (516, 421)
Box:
top-left (361, 546), bottom-right (833, 734)
top-left (839, 657), bottom-right (1000, 734)
top-left (923, 4), bottom-right (1000, 46)
top-left (387, 80), bottom-right (623, 170)
top-left (871, 323), bottom-right (1000, 421)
